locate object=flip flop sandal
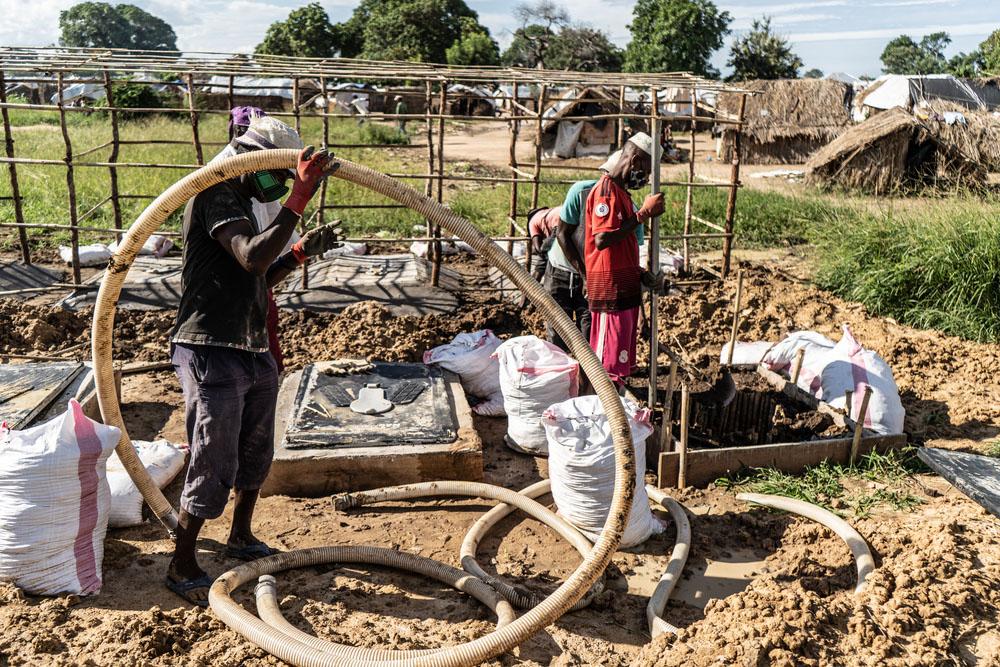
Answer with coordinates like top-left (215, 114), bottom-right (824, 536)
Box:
top-left (224, 542), bottom-right (279, 561)
top-left (165, 573), bottom-right (213, 608)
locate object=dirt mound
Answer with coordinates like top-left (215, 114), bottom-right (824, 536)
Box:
top-left (633, 492), bottom-right (1000, 667)
top-left (655, 264), bottom-right (1000, 441)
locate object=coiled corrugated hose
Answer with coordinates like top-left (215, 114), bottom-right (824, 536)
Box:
top-left (89, 150), bottom-right (635, 667)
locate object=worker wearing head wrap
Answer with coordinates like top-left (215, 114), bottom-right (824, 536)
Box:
top-left (584, 132), bottom-right (664, 384)
top-left (166, 116), bottom-right (343, 606)
top-left (394, 95), bottom-right (408, 133)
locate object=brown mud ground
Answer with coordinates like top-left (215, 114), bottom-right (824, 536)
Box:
top-left (1, 260), bottom-right (998, 666)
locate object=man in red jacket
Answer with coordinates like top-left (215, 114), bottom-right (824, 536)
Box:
top-left (584, 132), bottom-right (664, 384)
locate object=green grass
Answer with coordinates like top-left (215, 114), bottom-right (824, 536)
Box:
top-left (809, 199), bottom-right (1000, 343)
top-left (716, 447), bottom-right (926, 518)
top-left (986, 441), bottom-right (1000, 458)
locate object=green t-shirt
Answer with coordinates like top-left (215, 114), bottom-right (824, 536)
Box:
top-left (546, 178), bottom-right (644, 274)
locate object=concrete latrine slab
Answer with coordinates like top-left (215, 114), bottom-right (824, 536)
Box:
top-left (263, 360), bottom-right (482, 497)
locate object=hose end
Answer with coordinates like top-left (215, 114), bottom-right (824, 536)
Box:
top-left (254, 574), bottom-right (278, 598)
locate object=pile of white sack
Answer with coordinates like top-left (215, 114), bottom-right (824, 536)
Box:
top-left (726, 325), bottom-right (905, 435)
top-left (543, 394), bottom-right (664, 548)
top-left (107, 439), bottom-right (187, 528)
top-left (424, 330), bottom-right (506, 416)
top-left (0, 400), bottom-right (119, 595)
top-left (59, 234), bottom-right (173, 267)
top-left (493, 336), bottom-right (579, 455)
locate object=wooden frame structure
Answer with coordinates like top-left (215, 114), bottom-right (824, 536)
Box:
top-left (0, 46), bottom-right (750, 288)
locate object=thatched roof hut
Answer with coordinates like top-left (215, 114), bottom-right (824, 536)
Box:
top-left (717, 79), bottom-right (853, 164)
top-left (920, 100), bottom-right (1000, 172)
top-left (540, 87), bottom-right (638, 158)
top-left (805, 107), bottom-right (985, 193)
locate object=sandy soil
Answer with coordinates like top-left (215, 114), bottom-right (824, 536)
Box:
top-left (1, 258), bottom-right (998, 666)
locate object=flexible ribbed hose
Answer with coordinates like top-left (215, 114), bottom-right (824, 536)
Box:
top-left (251, 544), bottom-right (516, 661)
top-left (90, 149), bottom-right (636, 667)
top-left (644, 486), bottom-right (691, 637)
top-left (737, 493), bottom-right (874, 593)
top-left (458, 479), bottom-right (602, 610)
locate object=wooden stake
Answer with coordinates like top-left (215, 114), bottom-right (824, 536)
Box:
top-left (659, 359), bottom-right (678, 454)
top-left (431, 81), bottom-right (446, 287)
top-left (682, 87), bottom-right (696, 274)
top-left (678, 384), bottom-right (690, 488)
top-left (791, 348), bottom-right (805, 385)
top-left (849, 386), bottom-right (874, 467)
top-left (530, 84), bottom-right (547, 210)
top-left (425, 80), bottom-right (435, 238)
top-left (56, 71), bottom-right (81, 285)
top-left (647, 87), bottom-right (661, 410)
top-left (0, 68), bottom-right (30, 264)
top-left (507, 80), bottom-right (519, 257)
top-left (726, 269), bottom-right (744, 366)
top-left (722, 94), bottom-right (747, 278)
top-left (103, 69), bottom-right (122, 242)
top-left (185, 73), bottom-right (203, 165)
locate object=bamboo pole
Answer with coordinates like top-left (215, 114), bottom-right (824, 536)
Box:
top-left (0, 68), bottom-right (30, 264)
top-left (56, 71), bottom-right (81, 284)
top-left (530, 84), bottom-right (546, 210)
top-left (103, 69), bottom-right (123, 241)
top-left (682, 87), bottom-right (697, 274)
top-left (647, 87), bottom-right (661, 410)
top-left (507, 80), bottom-right (520, 256)
top-left (227, 75), bottom-right (234, 111)
top-left (659, 359), bottom-right (678, 455)
top-left (678, 385), bottom-right (690, 488)
top-left (726, 269), bottom-right (744, 366)
top-left (849, 386), bottom-right (874, 467)
top-left (617, 85), bottom-right (626, 148)
top-left (185, 73), bottom-right (203, 166)
top-left (722, 94), bottom-right (747, 278)
top-left (791, 348), bottom-right (806, 385)
top-left (431, 81), bottom-right (446, 287)
top-left (424, 80), bottom-right (435, 237)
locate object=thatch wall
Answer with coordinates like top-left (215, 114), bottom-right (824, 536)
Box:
top-left (805, 107), bottom-right (985, 193)
top-left (921, 100), bottom-right (1000, 172)
top-left (717, 78), bottom-right (853, 164)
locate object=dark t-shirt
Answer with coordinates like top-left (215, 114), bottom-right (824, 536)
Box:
top-left (170, 182), bottom-right (269, 352)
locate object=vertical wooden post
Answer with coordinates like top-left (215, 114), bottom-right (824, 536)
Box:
top-left (849, 386), bottom-right (874, 467)
top-left (185, 73), bottom-right (203, 165)
top-left (291, 75), bottom-right (311, 289)
top-left (431, 81), bottom-right (446, 287)
top-left (647, 87), bottom-right (661, 410)
top-left (424, 81), bottom-right (435, 238)
top-left (682, 87), bottom-right (697, 274)
top-left (0, 68), bottom-right (30, 264)
top-left (56, 72), bottom-right (81, 284)
top-left (617, 85), bottom-right (626, 149)
top-left (678, 384), bottom-right (690, 488)
top-left (659, 359), bottom-right (678, 455)
top-left (291, 77), bottom-right (301, 136)
top-left (530, 84), bottom-right (546, 210)
top-left (722, 94), bottom-right (747, 278)
top-left (103, 69), bottom-right (122, 242)
top-left (507, 81), bottom-right (520, 256)
top-left (317, 76), bottom-right (329, 230)
top-left (791, 348), bottom-right (806, 385)
top-left (727, 269), bottom-right (744, 366)
top-left (227, 75), bottom-right (235, 112)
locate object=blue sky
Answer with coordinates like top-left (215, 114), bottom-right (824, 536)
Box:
top-left (0, 0), bottom-right (996, 77)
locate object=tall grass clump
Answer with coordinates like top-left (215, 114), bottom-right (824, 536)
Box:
top-left (810, 200), bottom-right (1000, 343)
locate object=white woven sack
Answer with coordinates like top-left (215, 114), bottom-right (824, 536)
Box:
top-left (543, 394), bottom-right (664, 547)
top-left (762, 330), bottom-right (837, 396)
top-left (424, 331), bottom-right (504, 415)
top-left (0, 400), bottom-right (119, 595)
top-left (107, 440), bottom-right (187, 528)
top-left (59, 243), bottom-right (111, 267)
top-left (494, 336), bottom-right (580, 455)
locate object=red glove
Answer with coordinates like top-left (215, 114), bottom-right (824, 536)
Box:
top-left (637, 192), bottom-right (665, 222)
top-left (284, 146), bottom-right (337, 216)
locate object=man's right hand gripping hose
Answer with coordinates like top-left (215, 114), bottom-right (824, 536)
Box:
top-left (283, 145), bottom-right (340, 217)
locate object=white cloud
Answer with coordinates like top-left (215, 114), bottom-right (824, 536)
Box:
top-left (870, 0), bottom-right (954, 6)
top-left (790, 22), bottom-right (991, 42)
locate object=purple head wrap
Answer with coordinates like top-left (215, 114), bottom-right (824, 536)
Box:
top-left (228, 106), bottom-right (266, 140)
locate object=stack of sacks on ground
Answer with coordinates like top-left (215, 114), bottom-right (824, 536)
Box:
top-left (0, 400), bottom-right (119, 595)
top-left (543, 395), bottom-right (665, 548)
top-left (60, 234), bottom-right (174, 267)
top-left (726, 324), bottom-right (905, 435)
top-left (107, 439), bottom-right (187, 528)
top-left (424, 330), bottom-right (505, 416)
top-left (493, 335), bottom-right (580, 456)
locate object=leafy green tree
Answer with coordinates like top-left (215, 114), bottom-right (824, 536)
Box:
top-left (623, 0), bottom-right (731, 77)
top-left (803, 68), bottom-right (823, 79)
top-left (255, 3), bottom-right (338, 58)
top-left (546, 27), bottom-right (623, 71)
top-left (981, 29), bottom-right (1000, 74)
top-left (357, 0), bottom-right (483, 63)
top-left (59, 2), bottom-right (177, 50)
top-left (445, 17), bottom-right (501, 66)
top-left (880, 32), bottom-right (951, 74)
top-left (502, 25), bottom-right (556, 68)
top-left (947, 51), bottom-right (983, 77)
top-left (726, 17), bottom-right (802, 80)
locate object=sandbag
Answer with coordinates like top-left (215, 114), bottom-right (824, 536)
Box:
top-left (0, 400), bottom-right (119, 595)
top-left (59, 243), bottom-right (111, 267)
top-left (109, 234), bottom-right (173, 257)
top-left (720, 341), bottom-right (775, 366)
top-left (543, 395), bottom-right (664, 547)
top-left (762, 330), bottom-right (837, 395)
top-left (819, 325), bottom-right (905, 435)
top-left (107, 439), bottom-right (187, 528)
top-left (424, 331), bottom-right (505, 416)
top-left (494, 336), bottom-right (579, 455)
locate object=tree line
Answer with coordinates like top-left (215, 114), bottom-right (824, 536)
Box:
top-left (57, 0), bottom-right (1000, 80)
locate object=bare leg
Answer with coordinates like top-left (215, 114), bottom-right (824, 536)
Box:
top-left (167, 509), bottom-right (209, 603)
top-left (227, 489), bottom-right (262, 548)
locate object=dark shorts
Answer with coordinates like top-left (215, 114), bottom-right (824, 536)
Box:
top-left (543, 265), bottom-right (591, 352)
top-left (172, 343), bottom-right (279, 520)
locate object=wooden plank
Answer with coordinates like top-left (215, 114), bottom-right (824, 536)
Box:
top-left (657, 432), bottom-right (908, 488)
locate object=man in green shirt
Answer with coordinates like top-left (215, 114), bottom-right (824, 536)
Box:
top-left (394, 95), bottom-right (408, 133)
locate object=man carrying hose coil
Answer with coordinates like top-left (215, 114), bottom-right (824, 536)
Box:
top-left (166, 116), bottom-right (342, 606)
top-left (584, 132), bottom-right (664, 385)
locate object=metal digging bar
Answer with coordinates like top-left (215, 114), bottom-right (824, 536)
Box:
top-left (89, 150), bottom-right (636, 667)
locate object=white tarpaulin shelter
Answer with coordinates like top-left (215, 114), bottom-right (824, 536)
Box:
top-left (857, 75), bottom-right (986, 116)
top-left (204, 76), bottom-right (297, 100)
